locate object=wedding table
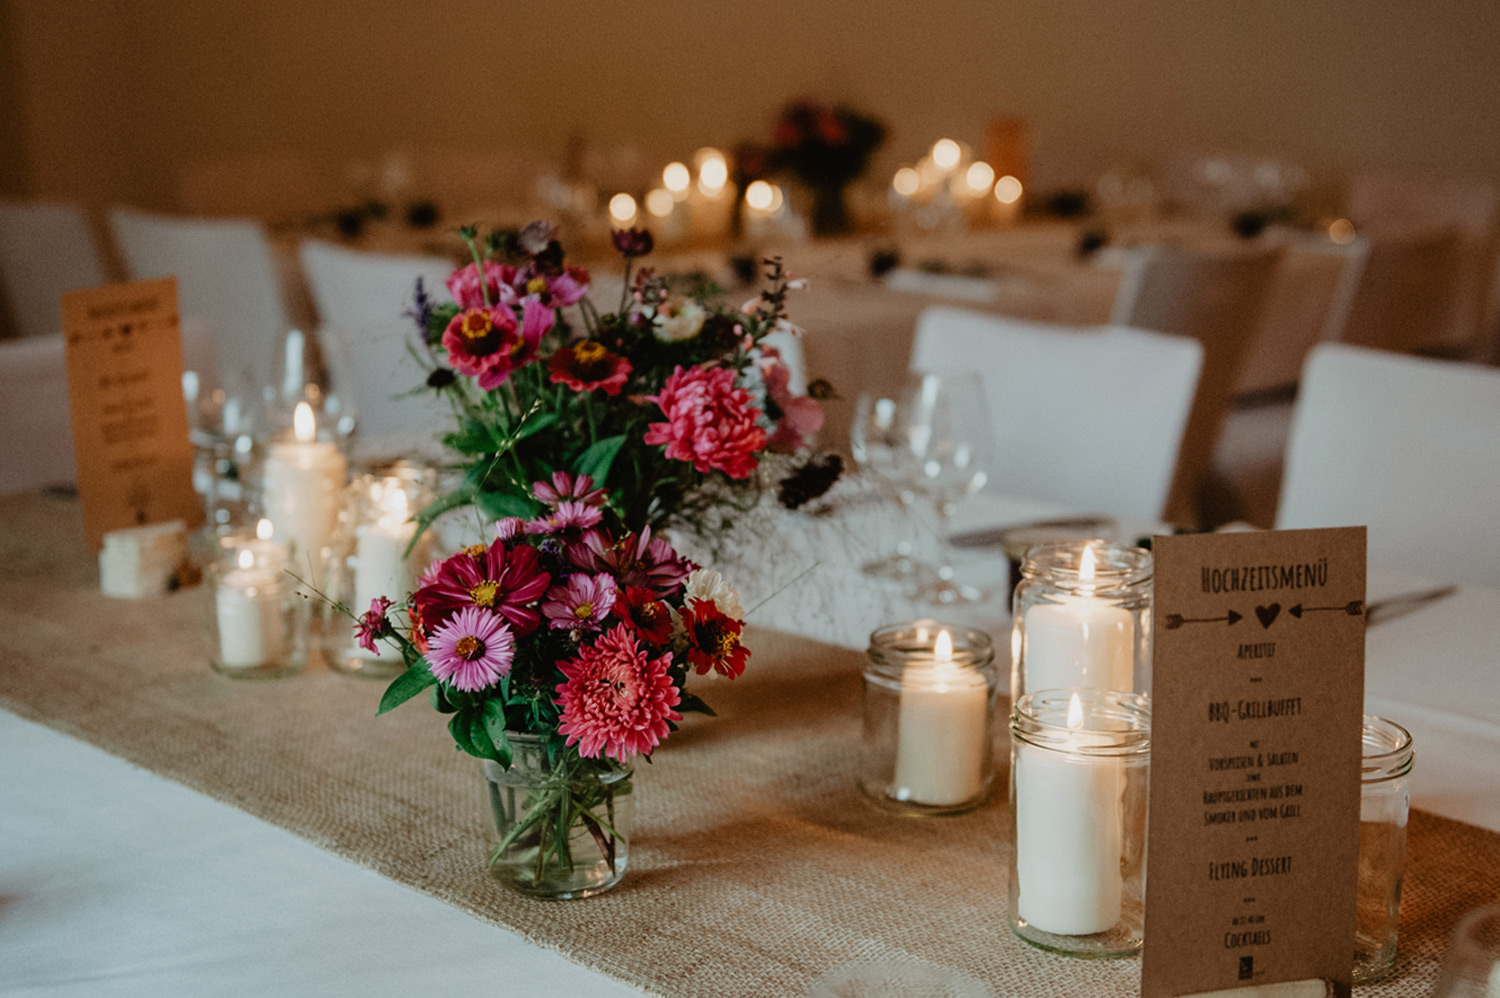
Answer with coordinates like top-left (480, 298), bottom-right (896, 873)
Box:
top-left (2, 488), bottom-right (1497, 997)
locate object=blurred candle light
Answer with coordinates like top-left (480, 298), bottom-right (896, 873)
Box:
top-left (766, 183), bottom-right (785, 213)
top-left (745, 180), bottom-right (775, 212)
top-left (893, 167), bottom-right (921, 197)
top-left (663, 161), bottom-right (691, 198)
top-left (932, 139), bottom-right (962, 173)
top-left (1329, 218), bottom-right (1356, 245)
top-left (646, 188), bottom-right (675, 218)
top-left (966, 161), bottom-right (996, 193)
top-left (697, 151), bottom-right (728, 197)
top-left (608, 192), bottom-right (638, 225)
top-left (994, 175), bottom-right (1024, 205)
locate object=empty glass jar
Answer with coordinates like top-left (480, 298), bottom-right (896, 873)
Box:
top-left (1354, 714), bottom-right (1415, 984)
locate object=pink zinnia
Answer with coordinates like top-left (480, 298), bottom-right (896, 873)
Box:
top-left (566, 526), bottom-right (692, 598)
top-left (645, 364), bottom-right (767, 480)
top-left (427, 607), bottom-right (515, 692)
top-left (556, 623), bottom-right (682, 762)
top-left (413, 541), bottom-right (550, 636)
top-left (763, 361), bottom-right (825, 453)
top-left (440, 299), bottom-right (554, 390)
top-left (542, 572), bottom-right (618, 631)
top-left (533, 471), bottom-right (606, 509)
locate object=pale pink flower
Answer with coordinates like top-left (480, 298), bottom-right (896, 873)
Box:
top-left (541, 572), bottom-right (617, 631)
top-left (763, 361), bottom-right (824, 453)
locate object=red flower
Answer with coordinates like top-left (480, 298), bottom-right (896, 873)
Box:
top-left (547, 340), bottom-right (632, 395)
top-left (555, 623), bottom-right (682, 763)
top-left (440, 299), bottom-right (553, 390)
top-left (566, 527), bottom-right (692, 599)
top-left (680, 598), bottom-right (750, 679)
top-left (611, 585), bottom-right (674, 644)
top-left (644, 364), bottom-right (766, 480)
top-left (412, 541), bottom-right (550, 636)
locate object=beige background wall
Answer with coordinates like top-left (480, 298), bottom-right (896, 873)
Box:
top-left (3, 0), bottom-right (1498, 210)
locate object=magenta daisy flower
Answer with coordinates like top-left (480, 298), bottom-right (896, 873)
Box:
top-left (412, 541), bottom-right (550, 636)
top-left (566, 526), bottom-right (692, 598)
top-left (493, 517), bottom-right (525, 541)
top-left (525, 500), bottom-right (603, 537)
top-left (532, 472), bottom-right (606, 509)
top-left (555, 623), bottom-right (682, 762)
top-left (427, 607), bottom-right (515, 692)
top-left (542, 572), bottom-right (618, 631)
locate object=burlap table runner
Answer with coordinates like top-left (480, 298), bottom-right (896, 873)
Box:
top-left (1, 491), bottom-right (1494, 997)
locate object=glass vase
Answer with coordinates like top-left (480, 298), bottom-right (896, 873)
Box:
top-left (482, 733), bottom-right (633, 900)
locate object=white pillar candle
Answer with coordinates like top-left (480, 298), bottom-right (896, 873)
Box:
top-left (215, 548), bottom-right (286, 669)
top-left (1021, 546), bottom-right (1135, 695)
top-left (261, 402), bottom-right (347, 575)
top-left (1015, 693), bottom-right (1125, 936)
top-left (893, 629), bottom-right (991, 806)
top-left (348, 485), bottom-right (425, 658)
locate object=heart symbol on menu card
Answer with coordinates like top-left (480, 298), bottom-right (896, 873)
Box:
top-left (1254, 604), bottom-right (1281, 629)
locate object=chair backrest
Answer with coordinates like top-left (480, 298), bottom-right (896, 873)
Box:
top-left (0, 201), bottom-right (108, 339)
top-left (1234, 238), bottom-right (1356, 397)
top-left (298, 239), bottom-right (455, 460)
top-left (1320, 229), bottom-right (1467, 354)
top-left (911, 307), bottom-right (1203, 521)
top-left (1111, 244), bottom-right (1281, 524)
top-left (1278, 343), bottom-right (1500, 585)
top-left (178, 153), bottom-right (330, 221)
top-left (0, 335), bottom-right (76, 493)
top-left (109, 207), bottom-right (293, 388)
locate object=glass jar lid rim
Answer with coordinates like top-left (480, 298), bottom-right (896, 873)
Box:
top-left (1021, 540), bottom-right (1153, 586)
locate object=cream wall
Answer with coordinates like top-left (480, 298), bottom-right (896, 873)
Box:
top-left (5, 0), bottom-right (1499, 210)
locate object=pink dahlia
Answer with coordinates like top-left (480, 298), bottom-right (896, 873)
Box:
top-left (645, 364), bottom-right (767, 480)
top-left (353, 596), bottom-right (394, 654)
top-left (556, 623), bottom-right (681, 762)
top-left (533, 471), bottom-right (606, 509)
top-left (542, 572), bottom-right (618, 631)
top-left (427, 607), bottom-right (515, 692)
top-left (413, 541), bottom-right (550, 636)
top-left (763, 361), bottom-right (825, 453)
top-left (525, 500), bottom-right (603, 537)
top-left (566, 526), bottom-right (692, 598)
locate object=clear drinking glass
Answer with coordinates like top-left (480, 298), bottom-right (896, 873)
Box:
top-left (903, 372), bottom-right (991, 605)
top-left (1431, 904), bottom-right (1500, 998)
top-left (850, 385), bottom-right (929, 583)
top-left (1354, 715), bottom-right (1414, 984)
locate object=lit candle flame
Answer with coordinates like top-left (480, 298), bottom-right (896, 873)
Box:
top-left (994, 175), bottom-right (1023, 205)
top-left (388, 487), bottom-right (409, 518)
top-left (1067, 692), bottom-right (1084, 730)
top-left (238, 548), bottom-right (255, 570)
top-left (932, 138), bottom-right (961, 172)
top-left (696, 149), bottom-right (728, 196)
top-left (745, 180), bottom-right (774, 211)
top-left (662, 161), bottom-right (690, 195)
top-left (935, 628), bottom-right (953, 662)
top-left (965, 161), bottom-right (995, 192)
top-left (255, 518), bottom-right (273, 541)
top-left (608, 192), bottom-right (637, 223)
top-left (893, 167), bottom-right (921, 197)
top-left (293, 401), bottom-right (316, 443)
top-left (645, 188), bottom-right (674, 217)
top-left (1080, 544), bottom-right (1097, 583)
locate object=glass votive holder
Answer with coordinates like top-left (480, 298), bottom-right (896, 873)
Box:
top-left (321, 464), bottom-right (438, 678)
top-left (1011, 540), bottom-right (1152, 703)
top-left (1353, 714), bottom-right (1415, 985)
top-left (860, 621), bottom-right (998, 815)
top-left (207, 539), bottom-right (307, 679)
top-left (1009, 688), bottom-right (1150, 958)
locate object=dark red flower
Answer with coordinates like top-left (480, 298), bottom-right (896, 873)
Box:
top-left (566, 527), bottom-right (692, 599)
top-left (353, 596), bottom-right (394, 654)
top-left (547, 340), bottom-right (632, 395)
top-left (611, 585), bottom-right (674, 644)
top-left (412, 541), bottom-right (551, 636)
top-left (611, 228), bottom-right (654, 258)
top-left (680, 598), bottom-right (750, 679)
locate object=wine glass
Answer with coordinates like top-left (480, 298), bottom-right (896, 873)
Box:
top-left (903, 372), bottom-right (991, 605)
top-left (850, 386), bottom-right (929, 582)
top-left (1431, 903), bottom-right (1500, 997)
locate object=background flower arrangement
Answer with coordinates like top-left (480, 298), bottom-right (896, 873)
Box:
top-left (767, 100), bottom-right (887, 236)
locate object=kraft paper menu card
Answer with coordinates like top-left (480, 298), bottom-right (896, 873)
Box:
top-left (62, 278), bottom-right (203, 549)
top-left (1142, 527), bottom-right (1366, 998)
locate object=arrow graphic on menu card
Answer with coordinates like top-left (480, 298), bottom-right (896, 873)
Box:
top-left (1164, 610), bottom-right (1243, 630)
top-left (1288, 601), bottom-right (1365, 618)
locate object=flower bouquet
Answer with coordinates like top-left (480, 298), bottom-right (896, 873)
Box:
top-left (769, 100), bottom-right (886, 236)
top-left (362, 480), bottom-right (752, 897)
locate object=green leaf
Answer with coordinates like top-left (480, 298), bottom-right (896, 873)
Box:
top-left (677, 693), bottom-right (718, 717)
top-left (482, 699), bottom-right (513, 768)
top-left (513, 411), bottom-right (559, 441)
top-left (443, 420), bottom-right (497, 456)
top-left (475, 489), bottom-right (536, 521)
top-left (429, 684), bottom-right (459, 714)
top-left (378, 660), bottom-right (438, 716)
top-left (448, 711), bottom-right (479, 756)
top-left (468, 711), bottom-right (499, 761)
top-left (574, 434), bottom-right (627, 484)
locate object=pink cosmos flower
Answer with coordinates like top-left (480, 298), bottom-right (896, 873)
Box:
top-left (541, 572), bottom-right (618, 631)
top-left (763, 361), bottom-right (825, 453)
top-left (493, 517), bottom-right (526, 541)
top-left (353, 596), bottom-right (394, 654)
top-left (533, 472), bottom-right (606, 509)
top-left (494, 264), bottom-right (591, 309)
top-left (555, 623), bottom-right (681, 762)
top-left (413, 541), bottom-right (550, 636)
top-left (566, 526), bottom-right (692, 598)
top-left (524, 500), bottom-right (603, 536)
top-left (445, 261), bottom-right (506, 309)
top-left (427, 607), bottom-right (515, 692)
top-left (440, 299), bottom-right (554, 390)
top-left (644, 364), bottom-right (767, 480)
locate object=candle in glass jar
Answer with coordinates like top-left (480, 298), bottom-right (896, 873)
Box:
top-left (261, 401), bottom-right (347, 571)
top-left (1021, 545), bottom-right (1134, 694)
top-left (349, 484), bottom-right (425, 659)
top-left (1014, 692), bottom-right (1124, 936)
top-left (893, 629), bottom-right (990, 806)
top-left (215, 548), bottom-right (285, 669)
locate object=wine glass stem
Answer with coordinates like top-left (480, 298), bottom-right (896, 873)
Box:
top-left (933, 498), bottom-right (955, 582)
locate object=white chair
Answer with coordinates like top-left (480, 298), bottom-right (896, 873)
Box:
top-left (1320, 229), bottom-right (1466, 355)
top-left (298, 240), bottom-right (455, 460)
top-left (911, 307), bottom-right (1203, 521)
top-left (109, 207), bottom-right (296, 389)
top-left (1111, 244), bottom-right (1281, 524)
top-left (0, 335), bottom-right (76, 493)
top-left (1278, 343), bottom-right (1500, 585)
top-left (0, 201), bottom-right (108, 339)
